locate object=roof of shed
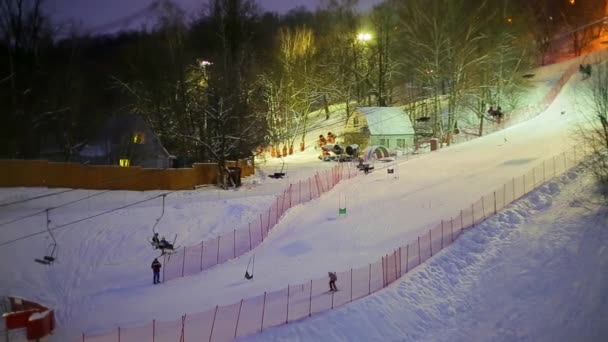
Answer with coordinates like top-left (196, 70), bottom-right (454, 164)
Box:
top-left (358, 107), bottom-right (414, 135)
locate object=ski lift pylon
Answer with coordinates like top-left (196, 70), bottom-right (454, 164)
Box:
top-left (35, 209), bottom-right (57, 265)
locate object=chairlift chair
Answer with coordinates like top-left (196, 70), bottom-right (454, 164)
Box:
top-left (244, 255), bottom-right (255, 280)
top-left (269, 158), bottom-right (287, 179)
top-left (35, 209), bottom-right (57, 265)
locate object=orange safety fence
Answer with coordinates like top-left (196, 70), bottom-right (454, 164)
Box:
top-left (162, 163), bottom-right (359, 282)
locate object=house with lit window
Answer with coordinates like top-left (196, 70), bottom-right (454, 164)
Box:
top-left (78, 114), bottom-right (173, 168)
top-left (342, 107), bottom-right (415, 151)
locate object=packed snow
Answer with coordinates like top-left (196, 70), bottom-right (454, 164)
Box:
top-left (0, 49), bottom-right (607, 341)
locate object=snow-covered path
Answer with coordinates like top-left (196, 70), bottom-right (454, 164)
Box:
top-left (241, 168), bottom-right (608, 342)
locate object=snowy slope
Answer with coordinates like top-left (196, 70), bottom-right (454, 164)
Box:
top-left (1, 50), bottom-right (606, 340)
top-left (240, 167), bottom-right (608, 342)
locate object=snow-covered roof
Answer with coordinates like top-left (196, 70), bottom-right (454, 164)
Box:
top-left (358, 107), bottom-right (414, 135)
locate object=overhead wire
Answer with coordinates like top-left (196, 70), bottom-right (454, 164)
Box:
top-left (0, 189), bottom-right (113, 228)
top-left (0, 191), bottom-right (177, 248)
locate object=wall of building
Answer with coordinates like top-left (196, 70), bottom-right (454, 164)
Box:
top-left (369, 135), bottom-right (415, 149)
top-left (0, 159), bottom-right (254, 191)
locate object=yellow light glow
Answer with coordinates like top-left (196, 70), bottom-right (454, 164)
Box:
top-left (356, 33), bottom-right (372, 42)
top-left (569, 0), bottom-right (575, 5)
top-left (506, 17), bottom-right (513, 23)
top-left (119, 159), bottom-right (130, 167)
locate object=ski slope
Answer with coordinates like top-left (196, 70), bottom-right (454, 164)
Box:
top-left (0, 51), bottom-right (605, 341)
top-left (241, 166), bottom-right (608, 342)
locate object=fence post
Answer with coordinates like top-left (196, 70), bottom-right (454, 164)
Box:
top-left (405, 244), bottom-right (409, 273)
top-left (260, 219), bottom-right (264, 242)
top-left (181, 246), bottom-right (186, 277)
top-left (153, 319), bottom-right (156, 342)
top-left (216, 236), bottom-right (220, 264)
top-left (309, 280), bottom-right (313, 316)
top-left (460, 210), bottom-right (464, 232)
top-left (208, 305), bottom-right (218, 342)
top-left (418, 236), bottom-right (422, 264)
top-left (563, 152), bottom-right (567, 171)
top-left (289, 184), bottom-right (292, 208)
top-left (350, 268), bottom-right (353, 301)
top-left (261, 291), bottom-right (267, 332)
top-left (512, 177), bottom-right (515, 201)
top-left (82, 333), bottom-right (85, 342)
top-left (481, 196), bottom-right (486, 219)
top-left (381, 256), bottom-right (385, 287)
top-left (234, 299), bottom-right (243, 338)
top-left (398, 247), bottom-right (402, 276)
top-left (286, 285), bottom-right (290, 323)
top-left (200, 242), bottom-right (204, 271)
top-left (248, 224), bottom-right (252, 251)
top-left (472, 203), bottom-right (475, 227)
top-left (309, 177), bottom-right (312, 201)
top-left (118, 327), bottom-right (121, 342)
top-left (450, 217), bottom-right (454, 242)
top-left (394, 250), bottom-right (398, 280)
top-left (429, 230), bottom-right (433, 256)
top-left (440, 220), bottom-right (444, 249)
top-left (368, 264), bottom-right (372, 294)
top-left (494, 191), bottom-right (497, 214)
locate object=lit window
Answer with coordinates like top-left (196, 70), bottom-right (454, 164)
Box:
top-left (119, 159), bottom-right (130, 167)
top-left (133, 132), bottom-right (145, 144)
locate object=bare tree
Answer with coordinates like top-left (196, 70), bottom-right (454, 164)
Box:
top-left (578, 61), bottom-right (608, 186)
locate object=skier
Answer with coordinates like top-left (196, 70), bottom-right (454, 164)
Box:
top-left (151, 233), bottom-right (160, 248)
top-left (151, 258), bottom-right (162, 284)
top-left (328, 272), bottom-right (338, 292)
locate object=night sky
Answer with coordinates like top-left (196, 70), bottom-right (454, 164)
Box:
top-left (45, 0), bottom-right (383, 32)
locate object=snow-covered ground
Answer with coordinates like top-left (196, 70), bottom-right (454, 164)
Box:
top-left (241, 166), bottom-right (608, 342)
top-left (1, 49), bottom-right (607, 341)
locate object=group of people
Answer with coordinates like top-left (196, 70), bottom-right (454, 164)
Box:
top-left (151, 233), bottom-right (174, 253)
top-left (579, 64), bottom-right (592, 79)
top-left (318, 132), bottom-right (337, 159)
top-left (318, 132), bottom-right (336, 148)
top-left (487, 106), bottom-right (504, 123)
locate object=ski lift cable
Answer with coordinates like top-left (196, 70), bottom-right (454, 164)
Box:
top-left (0, 191), bottom-right (177, 248)
top-left (0, 189), bottom-right (114, 228)
top-left (151, 194), bottom-right (167, 234)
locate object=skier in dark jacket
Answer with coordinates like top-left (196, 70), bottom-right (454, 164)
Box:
top-left (328, 272), bottom-right (338, 291)
top-left (151, 258), bottom-right (162, 284)
top-left (152, 233), bottom-right (160, 248)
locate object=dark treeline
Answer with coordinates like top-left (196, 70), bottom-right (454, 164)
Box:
top-left (1, 0), bottom-right (605, 175)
